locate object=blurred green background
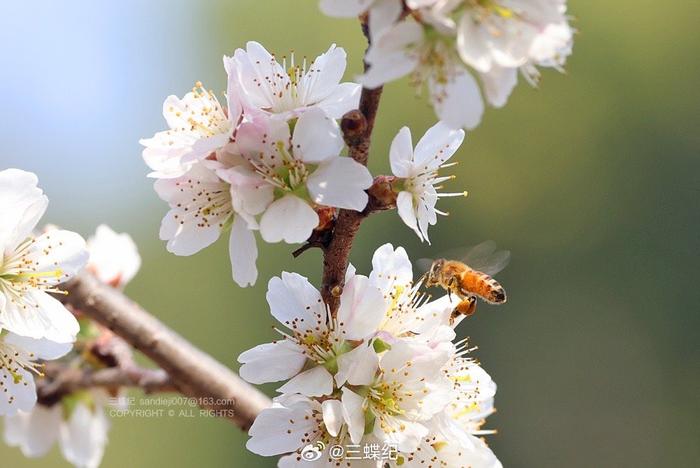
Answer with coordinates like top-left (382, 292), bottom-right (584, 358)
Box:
top-left (1, 0), bottom-right (698, 467)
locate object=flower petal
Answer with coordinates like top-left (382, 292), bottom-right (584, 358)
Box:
top-left (319, 0), bottom-right (373, 18)
top-left (4, 405), bottom-right (61, 457)
top-left (5, 333), bottom-right (72, 360)
top-left (413, 121), bottom-right (465, 171)
top-left (316, 82), bottom-right (361, 119)
top-left (0, 169), bottom-right (48, 253)
top-left (292, 108), bottom-right (343, 164)
top-left (429, 67), bottom-right (484, 130)
top-left (456, 14), bottom-right (494, 73)
top-left (0, 367), bottom-right (36, 416)
top-left (26, 229), bottom-right (89, 285)
top-left (369, 243), bottom-right (413, 293)
top-left (58, 403), bottom-right (109, 468)
top-left (480, 65), bottom-right (518, 108)
top-left (341, 388), bottom-right (366, 444)
top-left (307, 158), bottom-right (372, 211)
top-left (396, 191), bottom-right (422, 240)
top-left (229, 215), bottom-right (258, 287)
top-left (266, 272), bottom-right (326, 332)
top-left (337, 275), bottom-right (386, 340)
top-left (321, 399), bottom-right (344, 437)
top-left (389, 126), bottom-right (414, 178)
top-left (361, 20), bottom-right (423, 89)
top-left (277, 366), bottom-right (334, 397)
top-left (238, 340), bottom-right (307, 384)
top-left (0, 290), bottom-right (80, 343)
top-left (247, 399), bottom-right (318, 456)
top-left (301, 44), bottom-right (348, 105)
top-left (233, 41), bottom-right (286, 110)
top-left (368, 0), bottom-right (404, 40)
top-left (259, 195), bottom-right (318, 244)
top-left (335, 342), bottom-right (379, 386)
top-left (155, 165), bottom-right (231, 256)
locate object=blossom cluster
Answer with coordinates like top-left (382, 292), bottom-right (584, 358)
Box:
top-left (0, 168), bottom-right (142, 468)
top-left (239, 244), bottom-right (500, 467)
top-left (143, 42), bottom-right (475, 284)
top-left (321, 0), bottom-right (574, 129)
top-left (142, 42), bottom-right (374, 287)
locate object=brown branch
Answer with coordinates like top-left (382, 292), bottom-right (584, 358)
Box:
top-left (37, 364), bottom-right (176, 407)
top-left (57, 272), bottom-right (271, 431)
top-left (320, 18), bottom-right (386, 313)
top-left (37, 332), bottom-right (176, 406)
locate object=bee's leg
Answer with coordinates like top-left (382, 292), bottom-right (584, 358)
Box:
top-left (446, 277), bottom-right (461, 300)
top-left (450, 297), bottom-right (478, 324)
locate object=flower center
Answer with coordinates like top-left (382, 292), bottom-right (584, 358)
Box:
top-left (170, 82), bottom-right (230, 138)
top-left (248, 139), bottom-right (311, 196)
top-left (262, 53), bottom-right (315, 113)
top-left (368, 382), bottom-right (406, 417)
top-left (172, 178), bottom-right (233, 230)
top-left (0, 238), bottom-right (67, 305)
top-left (472, 0), bottom-right (513, 16)
top-left (0, 341), bottom-right (44, 390)
top-left (275, 317), bottom-right (350, 373)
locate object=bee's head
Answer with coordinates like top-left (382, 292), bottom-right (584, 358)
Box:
top-left (426, 259), bottom-right (445, 286)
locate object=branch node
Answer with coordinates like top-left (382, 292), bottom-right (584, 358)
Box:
top-left (340, 110), bottom-right (367, 146)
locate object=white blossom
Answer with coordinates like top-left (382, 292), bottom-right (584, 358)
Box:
top-left (444, 356), bottom-right (497, 434)
top-left (360, 17), bottom-right (486, 129)
top-left (4, 389), bottom-right (112, 468)
top-left (389, 122), bottom-right (466, 242)
top-left (394, 412), bottom-right (501, 467)
top-left (0, 333), bottom-right (71, 416)
top-left (228, 42), bottom-right (360, 120)
top-left (140, 81), bottom-right (241, 179)
top-left (360, 0), bottom-right (574, 129)
top-left (154, 163), bottom-right (258, 287)
top-left (0, 169), bottom-right (87, 343)
top-left (238, 244), bottom-right (456, 391)
top-left (454, 0), bottom-right (572, 74)
top-left (340, 340), bottom-right (454, 452)
top-left (86, 225), bottom-right (141, 288)
top-left (237, 271), bottom-right (386, 394)
top-left (222, 108), bottom-right (373, 244)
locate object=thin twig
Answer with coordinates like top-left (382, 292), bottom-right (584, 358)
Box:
top-left (37, 365), bottom-right (176, 407)
top-left (37, 333), bottom-right (176, 405)
top-left (57, 272), bottom-right (271, 430)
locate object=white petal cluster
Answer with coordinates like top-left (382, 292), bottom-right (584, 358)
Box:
top-left (0, 168), bottom-right (89, 419)
top-left (240, 243), bottom-right (500, 467)
top-left (0, 169), bottom-right (111, 467)
top-left (0, 169), bottom-right (88, 344)
top-left (2, 224), bottom-right (141, 468)
top-left (143, 42), bottom-right (372, 287)
top-left (4, 389), bottom-right (114, 468)
top-left (323, 0), bottom-right (574, 129)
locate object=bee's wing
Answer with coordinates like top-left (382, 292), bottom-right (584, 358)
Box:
top-left (461, 240), bottom-right (511, 276)
top-left (415, 258), bottom-right (435, 277)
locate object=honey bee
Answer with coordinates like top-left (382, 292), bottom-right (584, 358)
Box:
top-left (421, 241), bottom-right (510, 322)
